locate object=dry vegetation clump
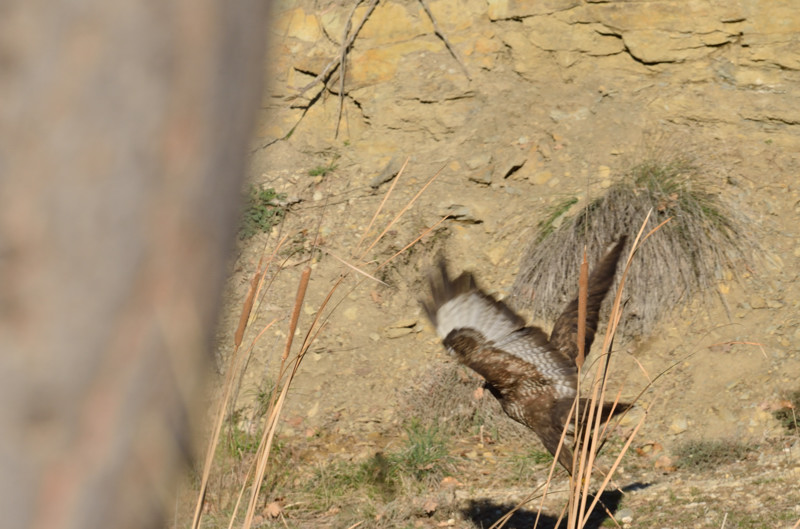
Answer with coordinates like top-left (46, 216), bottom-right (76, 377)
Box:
top-left (511, 152), bottom-right (761, 336)
top-left (674, 438), bottom-right (759, 470)
top-left (399, 360), bottom-right (538, 444)
top-left (772, 390), bottom-right (800, 432)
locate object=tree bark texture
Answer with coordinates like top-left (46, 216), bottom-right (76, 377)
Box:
top-left (0, 1), bottom-right (267, 528)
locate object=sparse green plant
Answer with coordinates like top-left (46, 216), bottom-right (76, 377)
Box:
top-left (674, 439), bottom-right (758, 470)
top-left (238, 184), bottom-right (286, 240)
top-left (221, 412), bottom-right (261, 459)
top-left (505, 448), bottom-right (554, 484)
top-left (253, 382), bottom-right (276, 418)
top-left (390, 419), bottom-right (451, 483)
top-left (308, 157), bottom-right (338, 177)
top-left (773, 390), bottom-right (800, 432)
top-left (299, 420), bottom-right (452, 514)
top-left (536, 196), bottom-right (579, 243)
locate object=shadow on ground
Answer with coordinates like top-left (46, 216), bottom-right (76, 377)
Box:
top-left (462, 483), bottom-right (650, 528)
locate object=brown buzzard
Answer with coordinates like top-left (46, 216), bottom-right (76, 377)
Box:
top-left (422, 238), bottom-right (629, 472)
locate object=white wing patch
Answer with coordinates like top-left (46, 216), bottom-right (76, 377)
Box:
top-left (434, 291), bottom-right (521, 343)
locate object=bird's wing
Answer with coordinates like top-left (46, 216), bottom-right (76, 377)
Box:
top-left (422, 260), bottom-right (576, 397)
top-left (443, 326), bottom-right (577, 470)
top-left (422, 260), bottom-right (526, 344)
top-left (549, 237), bottom-right (627, 362)
top-left (442, 327), bottom-right (577, 404)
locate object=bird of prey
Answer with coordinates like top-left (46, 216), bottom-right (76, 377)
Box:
top-left (422, 238), bottom-right (629, 472)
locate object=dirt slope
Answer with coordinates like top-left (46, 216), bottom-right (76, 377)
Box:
top-left (211, 1), bottom-right (800, 526)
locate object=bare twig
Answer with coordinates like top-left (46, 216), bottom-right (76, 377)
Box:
top-left (290, 0), bottom-right (363, 101)
top-left (418, 0), bottom-right (471, 80)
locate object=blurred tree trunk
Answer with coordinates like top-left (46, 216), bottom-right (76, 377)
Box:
top-left (0, 1), bottom-right (267, 528)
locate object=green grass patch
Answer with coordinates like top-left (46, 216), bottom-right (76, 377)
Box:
top-left (238, 184), bottom-right (286, 240)
top-left (504, 448), bottom-right (553, 484)
top-left (302, 420), bottom-right (453, 511)
top-left (536, 196), bottom-right (579, 243)
top-left (390, 420), bottom-right (451, 482)
top-left (308, 157), bottom-right (338, 177)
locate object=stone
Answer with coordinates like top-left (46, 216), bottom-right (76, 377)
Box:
top-left (441, 204), bottom-right (483, 224)
top-left (426, 0), bottom-right (482, 32)
top-left (370, 156), bottom-right (406, 188)
top-left (522, 18), bottom-right (625, 56)
top-left (276, 7), bottom-right (322, 42)
top-left (617, 508), bottom-right (633, 524)
top-left (750, 295), bottom-right (767, 309)
top-left (622, 30), bottom-right (712, 64)
top-left (495, 152), bottom-right (528, 179)
top-left (487, 0), bottom-right (579, 20)
top-left (389, 318), bottom-right (417, 329)
top-left (355, 2), bottom-right (431, 44)
top-left (349, 40), bottom-right (439, 88)
top-left (384, 326), bottom-right (413, 339)
top-left (343, 306), bottom-right (359, 320)
top-left (530, 170), bottom-right (553, 185)
top-left (485, 245), bottom-right (506, 266)
top-left (465, 152), bottom-right (492, 170)
top-left (469, 166), bottom-right (494, 185)
top-left (669, 417), bottom-right (688, 434)
top-left (497, 31), bottom-right (548, 75)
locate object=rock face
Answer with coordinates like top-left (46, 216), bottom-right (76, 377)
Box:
top-left (246, 0), bottom-right (800, 459)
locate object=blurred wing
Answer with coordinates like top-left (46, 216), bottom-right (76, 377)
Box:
top-left (549, 237), bottom-right (627, 362)
top-left (422, 260), bottom-right (525, 344)
top-left (443, 327), bottom-right (577, 403)
top-left (422, 259), bottom-right (576, 395)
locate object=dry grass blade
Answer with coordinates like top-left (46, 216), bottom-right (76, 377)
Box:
top-left (525, 212), bottom-right (662, 529)
top-left (576, 250), bottom-right (589, 368)
top-left (360, 163), bottom-right (443, 257)
top-left (375, 214), bottom-right (450, 271)
top-left (355, 156), bottom-right (409, 255)
top-left (243, 266), bottom-right (311, 528)
top-left (235, 271), bottom-right (261, 348)
top-left (572, 213), bottom-right (668, 528)
top-left (200, 164), bottom-right (438, 529)
top-left (581, 404), bottom-right (648, 527)
top-left (320, 247), bottom-right (388, 285)
top-left (190, 315), bottom-right (279, 529)
top-left (281, 267), bottom-right (311, 361)
top-left (709, 340), bottom-right (768, 359)
top-left (191, 236), bottom-right (287, 529)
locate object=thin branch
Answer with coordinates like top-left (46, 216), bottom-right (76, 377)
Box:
top-left (418, 0), bottom-right (471, 80)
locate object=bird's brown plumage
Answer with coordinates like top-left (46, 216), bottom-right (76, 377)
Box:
top-left (421, 238), bottom-right (629, 472)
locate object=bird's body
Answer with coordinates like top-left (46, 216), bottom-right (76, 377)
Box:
top-left (422, 239), bottom-right (629, 472)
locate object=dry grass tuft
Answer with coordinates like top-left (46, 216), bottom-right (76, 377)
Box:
top-left (399, 360), bottom-right (536, 444)
top-left (511, 152), bottom-right (761, 336)
top-left (674, 438), bottom-right (759, 470)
